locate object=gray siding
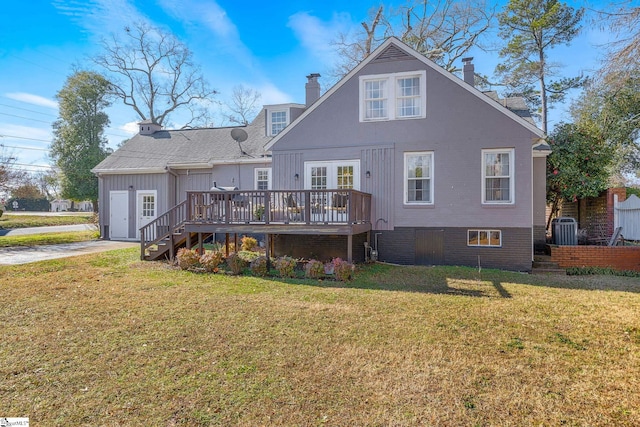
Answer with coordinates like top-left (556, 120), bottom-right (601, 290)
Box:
top-left (97, 173), bottom-right (169, 239)
top-left (271, 56), bottom-right (536, 231)
top-left (98, 160), bottom-right (270, 240)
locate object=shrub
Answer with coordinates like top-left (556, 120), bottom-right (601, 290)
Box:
top-left (176, 248), bottom-right (200, 270)
top-left (226, 252), bottom-right (246, 275)
top-left (241, 236), bottom-right (258, 251)
top-left (237, 250), bottom-right (260, 263)
top-left (274, 256), bottom-right (297, 278)
top-left (305, 259), bottom-right (325, 279)
top-left (200, 250), bottom-right (223, 273)
top-left (332, 257), bottom-right (355, 282)
top-left (250, 256), bottom-right (269, 277)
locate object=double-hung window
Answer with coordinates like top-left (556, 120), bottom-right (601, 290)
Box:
top-left (269, 110), bottom-right (288, 136)
top-left (482, 148), bottom-right (514, 204)
top-left (255, 168), bottom-right (271, 190)
top-left (360, 71), bottom-right (426, 122)
top-left (397, 76), bottom-right (421, 118)
top-left (364, 79), bottom-right (388, 120)
top-left (404, 152), bottom-right (434, 204)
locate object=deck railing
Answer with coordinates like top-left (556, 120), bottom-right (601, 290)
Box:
top-left (140, 200), bottom-right (188, 259)
top-left (186, 189), bottom-right (371, 225)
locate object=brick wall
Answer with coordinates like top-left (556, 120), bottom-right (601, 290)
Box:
top-left (551, 188), bottom-right (627, 242)
top-left (550, 245), bottom-right (640, 272)
top-left (377, 227), bottom-right (533, 272)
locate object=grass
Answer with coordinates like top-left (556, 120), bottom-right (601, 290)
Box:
top-left (0, 214), bottom-right (94, 229)
top-left (1, 251), bottom-right (639, 426)
top-left (0, 230), bottom-right (100, 247)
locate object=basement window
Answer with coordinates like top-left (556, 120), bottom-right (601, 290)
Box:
top-left (468, 229), bottom-right (502, 247)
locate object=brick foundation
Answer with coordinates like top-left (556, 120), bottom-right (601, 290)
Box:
top-left (549, 245), bottom-right (640, 272)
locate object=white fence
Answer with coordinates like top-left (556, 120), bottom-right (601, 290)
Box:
top-left (615, 194), bottom-right (640, 240)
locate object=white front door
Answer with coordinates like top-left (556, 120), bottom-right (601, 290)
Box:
top-left (109, 191), bottom-right (129, 240)
top-left (136, 190), bottom-right (157, 240)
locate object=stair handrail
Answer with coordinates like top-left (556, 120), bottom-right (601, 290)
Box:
top-left (140, 200), bottom-right (188, 260)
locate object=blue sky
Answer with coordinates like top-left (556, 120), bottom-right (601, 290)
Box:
top-left (0, 0), bottom-right (624, 175)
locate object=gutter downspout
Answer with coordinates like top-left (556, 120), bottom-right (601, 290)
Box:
top-left (165, 166), bottom-right (179, 206)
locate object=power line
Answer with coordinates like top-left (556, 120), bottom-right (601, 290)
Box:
top-left (0, 102), bottom-right (58, 117)
top-left (0, 143), bottom-right (49, 152)
top-left (0, 111), bottom-right (52, 124)
top-left (0, 134), bottom-right (52, 143)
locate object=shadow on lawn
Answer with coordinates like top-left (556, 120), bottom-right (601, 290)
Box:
top-left (286, 264), bottom-right (514, 299)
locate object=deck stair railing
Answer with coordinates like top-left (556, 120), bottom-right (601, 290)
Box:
top-left (140, 200), bottom-right (188, 260)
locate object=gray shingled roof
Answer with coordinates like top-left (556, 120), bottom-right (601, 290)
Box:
top-left (482, 91), bottom-right (536, 124)
top-left (93, 110), bottom-right (271, 172)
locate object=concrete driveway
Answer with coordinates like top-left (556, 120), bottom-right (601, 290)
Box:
top-left (0, 240), bottom-right (139, 265)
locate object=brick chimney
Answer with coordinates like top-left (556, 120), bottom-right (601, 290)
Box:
top-left (462, 57), bottom-right (474, 87)
top-left (305, 73), bottom-right (321, 107)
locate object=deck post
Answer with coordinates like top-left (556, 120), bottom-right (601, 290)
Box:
top-left (265, 233), bottom-right (271, 271)
top-left (225, 233), bottom-right (230, 256)
top-left (140, 228), bottom-right (145, 260)
top-left (198, 233), bottom-right (203, 254)
top-left (347, 234), bottom-right (353, 263)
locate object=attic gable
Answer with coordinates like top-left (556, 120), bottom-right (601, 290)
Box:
top-left (265, 37), bottom-right (545, 151)
top-left (372, 44), bottom-right (413, 63)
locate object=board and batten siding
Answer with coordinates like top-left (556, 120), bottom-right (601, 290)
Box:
top-left (361, 146), bottom-right (394, 231)
top-left (98, 173), bottom-right (170, 239)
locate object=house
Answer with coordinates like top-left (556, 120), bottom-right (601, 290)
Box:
top-left (266, 38), bottom-right (549, 271)
top-left (50, 199), bottom-right (94, 212)
top-left (93, 37), bottom-right (549, 271)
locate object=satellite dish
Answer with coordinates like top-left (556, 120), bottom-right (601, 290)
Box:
top-left (230, 128), bottom-right (248, 143)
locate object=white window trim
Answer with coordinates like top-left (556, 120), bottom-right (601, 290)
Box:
top-left (268, 108), bottom-right (288, 136)
top-left (482, 148), bottom-right (515, 205)
top-left (468, 229), bottom-right (503, 247)
top-left (254, 167), bottom-right (272, 190)
top-left (303, 160), bottom-right (361, 190)
top-left (359, 70), bottom-right (426, 122)
top-left (404, 151), bottom-right (434, 205)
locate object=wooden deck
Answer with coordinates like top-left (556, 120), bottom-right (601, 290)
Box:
top-left (140, 189), bottom-right (372, 262)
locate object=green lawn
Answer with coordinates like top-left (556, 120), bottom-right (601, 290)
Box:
top-left (0, 214), bottom-right (94, 229)
top-left (1, 249), bottom-right (638, 426)
top-left (0, 230), bottom-right (100, 247)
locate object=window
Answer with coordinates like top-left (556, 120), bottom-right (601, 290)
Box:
top-left (404, 152), bottom-right (433, 204)
top-left (255, 168), bottom-right (271, 190)
top-left (397, 77), bottom-right (421, 117)
top-left (142, 195), bottom-right (155, 217)
top-left (360, 71), bottom-right (426, 122)
top-left (482, 148), bottom-right (514, 204)
top-left (364, 79), bottom-right (387, 120)
top-left (468, 230), bottom-right (502, 247)
top-left (269, 110), bottom-right (288, 136)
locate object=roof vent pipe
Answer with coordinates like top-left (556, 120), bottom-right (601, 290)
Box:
top-left (305, 73), bottom-right (321, 107)
top-left (462, 57), bottom-right (474, 87)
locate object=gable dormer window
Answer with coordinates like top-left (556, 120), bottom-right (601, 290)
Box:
top-left (359, 70), bottom-right (426, 122)
top-left (269, 109), bottom-right (288, 136)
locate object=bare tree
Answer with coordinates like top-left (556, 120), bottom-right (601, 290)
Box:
top-left (0, 145), bottom-right (26, 196)
top-left (332, 6), bottom-right (385, 80)
top-left (222, 85), bottom-right (262, 126)
top-left (94, 21), bottom-right (217, 128)
top-left (392, 0), bottom-right (495, 72)
top-left (331, 1), bottom-right (494, 79)
top-left (596, 4), bottom-right (640, 82)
